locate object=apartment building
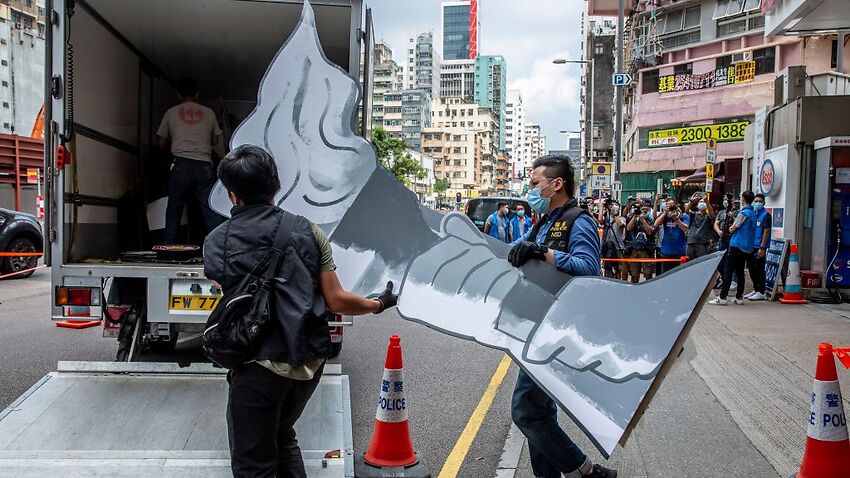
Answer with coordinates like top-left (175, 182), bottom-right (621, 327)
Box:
top-left (581, 17), bottom-right (616, 167)
top-left (505, 89), bottom-right (526, 181)
top-left (523, 123), bottom-right (546, 169)
top-left (0, 0), bottom-right (46, 135)
top-left (371, 41), bottom-right (403, 133)
top-left (405, 32), bottom-right (441, 98)
top-left (440, 59), bottom-right (475, 101)
top-left (474, 55), bottom-right (507, 150)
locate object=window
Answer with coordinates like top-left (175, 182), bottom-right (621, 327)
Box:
top-left (753, 46), bottom-right (775, 75)
top-left (2, 102), bottom-right (8, 108)
top-left (1, 81), bottom-right (7, 87)
top-left (642, 69), bottom-right (660, 94)
top-left (674, 63), bottom-right (693, 75)
top-left (25, 0), bottom-right (33, 6)
top-left (744, 0), bottom-right (762, 11)
top-left (683, 6), bottom-right (701, 30)
top-left (24, 16), bottom-right (32, 29)
top-left (659, 9), bottom-right (684, 35)
top-left (11, 10), bottom-right (20, 23)
top-left (1, 60), bottom-right (6, 66)
top-left (594, 44), bottom-right (604, 55)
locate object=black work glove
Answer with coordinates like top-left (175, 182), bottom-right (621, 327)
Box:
top-left (374, 281), bottom-right (398, 314)
top-left (508, 242), bottom-right (549, 267)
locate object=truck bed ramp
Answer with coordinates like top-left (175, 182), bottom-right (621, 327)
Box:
top-left (0, 361), bottom-right (353, 477)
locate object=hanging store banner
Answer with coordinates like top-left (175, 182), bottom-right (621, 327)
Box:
top-left (658, 61), bottom-right (756, 93)
top-left (647, 120), bottom-right (751, 148)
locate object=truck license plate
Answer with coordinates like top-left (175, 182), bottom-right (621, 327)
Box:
top-left (169, 295), bottom-right (221, 311)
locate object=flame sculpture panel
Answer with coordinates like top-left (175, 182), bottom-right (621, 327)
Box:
top-left (209, 0), bottom-right (721, 457)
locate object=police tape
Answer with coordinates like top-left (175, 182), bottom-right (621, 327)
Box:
top-left (0, 252), bottom-right (43, 257)
top-left (601, 256), bottom-right (688, 264)
top-left (0, 264), bottom-right (47, 280)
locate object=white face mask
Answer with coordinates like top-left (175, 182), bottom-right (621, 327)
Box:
top-left (697, 202), bottom-right (707, 211)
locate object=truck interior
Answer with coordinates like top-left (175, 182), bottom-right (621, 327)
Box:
top-left (62, 0), bottom-right (359, 264)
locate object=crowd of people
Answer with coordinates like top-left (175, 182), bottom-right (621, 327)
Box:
top-left (594, 190), bottom-right (772, 300)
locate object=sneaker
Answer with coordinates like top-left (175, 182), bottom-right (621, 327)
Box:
top-left (730, 281), bottom-right (738, 290)
top-left (585, 464), bottom-right (618, 478)
top-left (744, 291), bottom-right (756, 299)
top-left (709, 297), bottom-right (728, 306)
top-left (748, 292), bottom-right (766, 301)
top-left (732, 298), bottom-right (744, 305)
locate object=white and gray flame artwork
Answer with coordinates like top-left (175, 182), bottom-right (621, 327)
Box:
top-left (209, 0), bottom-right (722, 457)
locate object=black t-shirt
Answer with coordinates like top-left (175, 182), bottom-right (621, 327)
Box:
top-left (687, 211), bottom-right (715, 244)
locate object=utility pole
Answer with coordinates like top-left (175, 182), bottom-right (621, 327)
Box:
top-left (614, 0), bottom-right (625, 196)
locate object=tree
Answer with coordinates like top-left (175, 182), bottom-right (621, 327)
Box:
top-left (372, 126), bottom-right (427, 186)
top-left (434, 178), bottom-right (449, 198)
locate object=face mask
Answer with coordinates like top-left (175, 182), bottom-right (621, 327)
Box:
top-left (612, 206), bottom-right (620, 215)
top-left (753, 202), bottom-right (764, 211)
top-left (526, 180), bottom-right (557, 215)
top-left (516, 210), bottom-right (525, 217)
top-left (697, 202), bottom-right (707, 211)
top-left (660, 203), bottom-right (667, 211)
top-left (722, 200), bottom-right (729, 208)
top-left (502, 207), bottom-right (509, 215)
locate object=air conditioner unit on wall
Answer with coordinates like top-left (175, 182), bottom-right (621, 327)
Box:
top-left (774, 66), bottom-right (807, 106)
top-left (731, 51), bottom-right (753, 63)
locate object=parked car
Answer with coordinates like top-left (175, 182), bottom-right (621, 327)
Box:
top-left (0, 207), bottom-right (43, 279)
top-left (464, 197), bottom-right (535, 233)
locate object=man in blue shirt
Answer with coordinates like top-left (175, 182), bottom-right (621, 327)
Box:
top-left (510, 204), bottom-right (533, 244)
top-left (711, 190), bottom-right (757, 305)
top-left (745, 193), bottom-right (772, 301)
top-left (653, 198), bottom-right (690, 275)
top-left (484, 202), bottom-right (511, 243)
top-left (506, 155), bottom-right (614, 478)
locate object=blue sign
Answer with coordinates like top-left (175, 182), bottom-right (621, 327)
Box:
top-left (579, 184), bottom-right (588, 197)
top-left (612, 73), bottom-right (633, 87)
top-left (764, 239), bottom-right (789, 300)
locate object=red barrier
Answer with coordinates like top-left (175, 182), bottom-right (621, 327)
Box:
top-left (0, 252), bottom-right (43, 257)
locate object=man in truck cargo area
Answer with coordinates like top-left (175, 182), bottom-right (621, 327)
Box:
top-left (157, 77), bottom-right (225, 243)
top-left (204, 144), bottom-right (398, 478)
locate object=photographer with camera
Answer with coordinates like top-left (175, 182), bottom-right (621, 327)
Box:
top-left (713, 193), bottom-right (737, 289)
top-left (625, 198), bottom-right (656, 283)
top-left (597, 195), bottom-right (627, 279)
top-left (684, 191), bottom-right (715, 260)
top-left (654, 198), bottom-right (690, 275)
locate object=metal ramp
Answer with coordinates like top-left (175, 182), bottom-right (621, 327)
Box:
top-left (0, 361), bottom-right (353, 477)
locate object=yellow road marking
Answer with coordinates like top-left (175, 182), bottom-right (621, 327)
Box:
top-left (438, 354), bottom-right (513, 478)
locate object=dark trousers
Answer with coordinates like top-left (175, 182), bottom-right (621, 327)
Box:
top-left (164, 157), bottom-right (223, 243)
top-left (227, 362), bottom-right (325, 478)
top-left (686, 242), bottom-right (710, 260)
top-left (511, 370), bottom-right (588, 477)
top-left (747, 253), bottom-right (767, 293)
top-left (720, 247), bottom-right (750, 300)
top-left (657, 254), bottom-right (682, 275)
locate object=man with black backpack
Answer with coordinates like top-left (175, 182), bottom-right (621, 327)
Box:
top-left (203, 145), bottom-right (398, 478)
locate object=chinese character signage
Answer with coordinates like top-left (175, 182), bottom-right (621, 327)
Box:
top-left (657, 61), bottom-right (756, 93)
top-left (648, 120), bottom-right (750, 148)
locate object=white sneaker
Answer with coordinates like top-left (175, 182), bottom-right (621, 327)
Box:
top-left (748, 292), bottom-right (766, 301)
top-left (744, 291), bottom-right (756, 299)
top-left (709, 297), bottom-right (728, 306)
top-left (730, 281), bottom-right (738, 290)
top-left (732, 298), bottom-right (744, 305)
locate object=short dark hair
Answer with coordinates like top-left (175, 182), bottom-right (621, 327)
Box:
top-left (218, 145), bottom-right (281, 204)
top-left (497, 201), bottom-right (508, 209)
top-left (754, 193), bottom-right (766, 201)
top-left (531, 154), bottom-right (575, 198)
top-left (177, 77), bottom-right (199, 98)
top-left (741, 190), bottom-right (755, 205)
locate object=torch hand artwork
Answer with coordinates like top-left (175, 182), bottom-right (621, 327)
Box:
top-left (209, 0), bottom-right (722, 457)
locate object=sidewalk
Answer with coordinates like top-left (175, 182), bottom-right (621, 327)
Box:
top-left (506, 298), bottom-right (850, 478)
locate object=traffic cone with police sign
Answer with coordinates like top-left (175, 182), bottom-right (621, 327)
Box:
top-left (794, 343), bottom-right (850, 478)
top-left (355, 335), bottom-right (430, 477)
top-left (780, 243), bottom-right (808, 304)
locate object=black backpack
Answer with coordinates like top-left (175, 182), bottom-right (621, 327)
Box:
top-left (202, 212), bottom-right (296, 370)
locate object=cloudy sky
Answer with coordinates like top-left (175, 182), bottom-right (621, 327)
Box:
top-left (367, 0), bottom-right (586, 151)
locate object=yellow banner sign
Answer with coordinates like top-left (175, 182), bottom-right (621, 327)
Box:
top-left (648, 120), bottom-right (750, 148)
top-left (658, 61), bottom-right (756, 93)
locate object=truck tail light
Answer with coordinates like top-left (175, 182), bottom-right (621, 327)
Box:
top-left (56, 146), bottom-right (70, 170)
top-left (56, 286), bottom-right (101, 306)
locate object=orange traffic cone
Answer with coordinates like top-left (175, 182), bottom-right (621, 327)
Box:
top-left (795, 343), bottom-right (850, 477)
top-left (780, 243), bottom-right (808, 304)
top-left (356, 336), bottom-right (430, 477)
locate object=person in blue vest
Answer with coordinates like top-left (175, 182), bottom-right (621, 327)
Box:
top-left (653, 198), bottom-right (690, 275)
top-left (484, 202), bottom-right (512, 243)
top-left (745, 193), bottom-right (772, 301)
top-left (510, 203), bottom-right (533, 243)
top-left (710, 190), bottom-right (757, 305)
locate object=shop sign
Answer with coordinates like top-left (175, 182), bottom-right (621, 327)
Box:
top-left (648, 120), bottom-right (750, 148)
top-left (658, 61), bottom-right (756, 93)
top-left (759, 157), bottom-right (783, 197)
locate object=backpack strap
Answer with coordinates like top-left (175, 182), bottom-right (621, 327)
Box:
top-left (261, 211), bottom-right (298, 280)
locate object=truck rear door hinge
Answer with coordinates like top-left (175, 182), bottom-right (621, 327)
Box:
top-left (48, 229), bottom-right (57, 243)
top-left (50, 9), bottom-right (59, 26)
top-left (50, 75), bottom-right (63, 99)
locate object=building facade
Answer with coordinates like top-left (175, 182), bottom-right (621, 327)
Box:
top-left (405, 149), bottom-right (437, 206)
top-left (0, 0), bottom-right (46, 135)
top-left (582, 17), bottom-right (616, 169)
top-left (474, 55), bottom-right (507, 150)
top-left (523, 123), bottom-right (547, 168)
top-left (371, 41), bottom-right (403, 133)
top-left (505, 89), bottom-right (526, 180)
top-left (405, 32), bottom-right (441, 98)
top-left (423, 96), bottom-right (497, 197)
top-left (402, 89), bottom-right (432, 151)
top-left (440, 59), bottom-right (475, 101)
top-left (442, 0), bottom-right (479, 61)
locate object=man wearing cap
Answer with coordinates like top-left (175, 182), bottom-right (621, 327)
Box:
top-left (625, 198), bottom-right (656, 283)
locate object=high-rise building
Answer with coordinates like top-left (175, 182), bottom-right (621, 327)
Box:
top-left (524, 123), bottom-right (546, 165)
top-left (442, 0), bottom-right (479, 61)
top-left (440, 59), bottom-right (475, 101)
top-left (581, 17), bottom-right (616, 168)
top-left (0, 0), bottom-right (46, 135)
top-left (371, 41), bottom-right (404, 133)
top-left (402, 89), bottom-right (432, 151)
top-left (405, 32), bottom-right (441, 98)
top-left (474, 55), bottom-right (507, 150)
top-left (505, 90), bottom-right (526, 179)
top-left (423, 96), bottom-right (497, 196)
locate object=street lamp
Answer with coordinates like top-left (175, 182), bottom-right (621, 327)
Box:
top-left (552, 58), bottom-right (594, 181)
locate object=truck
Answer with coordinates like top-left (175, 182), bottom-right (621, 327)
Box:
top-left (0, 0), bottom-right (374, 475)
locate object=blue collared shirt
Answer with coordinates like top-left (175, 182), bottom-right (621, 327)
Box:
top-left (513, 207), bottom-right (601, 277)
